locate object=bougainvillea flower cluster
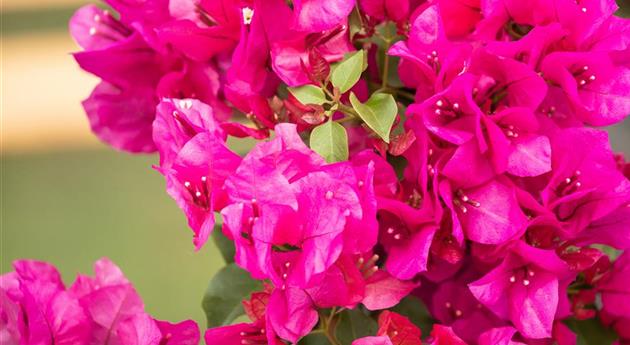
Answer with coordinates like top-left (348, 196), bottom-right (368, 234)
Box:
top-left (6, 0), bottom-right (630, 344)
top-left (0, 258), bottom-right (199, 344)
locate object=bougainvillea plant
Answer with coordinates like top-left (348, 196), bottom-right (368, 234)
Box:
top-left (3, 0), bottom-right (630, 344)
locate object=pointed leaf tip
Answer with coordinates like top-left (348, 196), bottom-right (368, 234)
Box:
top-left (310, 121), bottom-right (349, 163)
top-left (331, 50), bottom-right (366, 94)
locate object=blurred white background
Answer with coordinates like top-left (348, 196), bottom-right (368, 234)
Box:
top-left (3, 0), bottom-right (100, 152)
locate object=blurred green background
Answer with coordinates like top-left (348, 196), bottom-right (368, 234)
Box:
top-left (2, 151), bottom-right (222, 326)
top-left (1, 0), bottom-right (630, 330)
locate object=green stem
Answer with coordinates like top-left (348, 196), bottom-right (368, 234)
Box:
top-left (321, 83), bottom-right (335, 99)
top-left (326, 307), bottom-right (338, 327)
top-left (381, 45), bottom-right (391, 90)
top-left (380, 22), bottom-right (393, 90)
top-left (322, 308), bottom-right (341, 345)
top-left (334, 116), bottom-right (359, 124)
top-left (368, 81), bottom-right (416, 102)
top-left (354, 3), bottom-right (366, 30)
top-left (337, 103), bottom-right (359, 117)
top-left (324, 331), bottom-right (340, 345)
top-left (320, 81), bottom-right (360, 124)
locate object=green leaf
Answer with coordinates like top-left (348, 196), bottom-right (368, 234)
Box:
top-left (331, 50), bottom-right (365, 93)
top-left (387, 155), bottom-right (408, 181)
top-left (298, 333), bottom-right (329, 345)
top-left (336, 308), bottom-right (379, 345)
top-left (371, 21), bottom-right (400, 47)
top-left (592, 244), bottom-right (622, 260)
top-left (349, 92), bottom-right (398, 143)
top-left (202, 264), bottom-right (262, 327)
top-left (391, 296), bottom-right (434, 336)
top-left (288, 84), bottom-right (327, 105)
top-left (565, 318), bottom-right (619, 345)
top-left (348, 8), bottom-right (364, 39)
top-left (211, 213), bottom-right (235, 264)
top-left (310, 121), bottom-right (349, 163)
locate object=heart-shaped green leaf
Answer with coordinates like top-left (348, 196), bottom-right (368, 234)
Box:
top-left (349, 92), bottom-right (398, 143)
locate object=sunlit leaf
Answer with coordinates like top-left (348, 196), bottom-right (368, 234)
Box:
top-left (350, 92), bottom-right (398, 143)
top-left (310, 121), bottom-right (349, 163)
top-left (289, 85), bottom-right (327, 105)
top-left (331, 50), bottom-right (366, 93)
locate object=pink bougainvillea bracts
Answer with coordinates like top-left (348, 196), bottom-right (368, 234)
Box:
top-left (0, 258), bottom-right (199, 345)
top-left (9, 0), bottom-right (628, 343)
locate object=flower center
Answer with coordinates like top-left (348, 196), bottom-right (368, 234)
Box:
top-left (242, 7), bottom-right (254, 25)
top-left (407, 189), bottom-right (423, 209)
top-left (541, 106), bottom-right (557, 118)
top-left (556, 170), bottom-right (582, 197)
top-left (240, 200), bottom-right (262, 244)
top-left (378, 211), bottom-right (412, 246)
top-left (452, 189), bottom-right (480, 214)
top-left (525, 225), bottom-right (559, 249)
top-left (239, 328), bottom-right (267, 344)
top-left (501, 124), bottom-right (520, 138)
top-left (426, 50), bottom-right (440, 71)
top-left (509, 266), bottom-right (536, 286)
top-left (87, 10), bottom-right (132, 42)
top-left (356, 254), bottom-right (380, 279)
top-left (183, 176), bottom-right (211, 210)
top-left (279, 261), bottom-right (291, 290)
top-left (573, 66), bottom-right (596, 89)
top-left (433, 98), bottom-right (462, 118)
top-left (444, 301), bottom-right (463, 319)
top-left (172, 110), bottom-right (198, 138)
